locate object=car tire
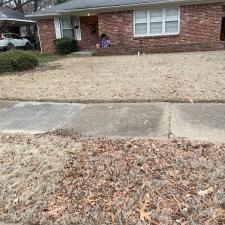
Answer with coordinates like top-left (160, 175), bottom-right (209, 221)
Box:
top-left (25, 42), bottom-right (32, 50)
top-left (7, 43), bottom-right (15, 50)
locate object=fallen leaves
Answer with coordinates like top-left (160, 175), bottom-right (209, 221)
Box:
top-left (186, 96), bottom-right (194, 103)
top-left (197, 187), bottom-right (214, 196)
top-left (1, 134), bottom-right (225, 224)
top-left (139, 193), bottom-right (151, 222)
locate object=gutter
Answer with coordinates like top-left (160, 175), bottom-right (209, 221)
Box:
top-left (26, 13), bottom-right (60, 18)
top-left (0, 18), bottom-right (36, 23)
top-left (26, 0), bottom-right (225, 18)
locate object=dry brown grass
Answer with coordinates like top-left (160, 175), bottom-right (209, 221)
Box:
top-left (0, 51), bottom-right (225, 103)
top-left (0, 133), bottom-right (225, 224)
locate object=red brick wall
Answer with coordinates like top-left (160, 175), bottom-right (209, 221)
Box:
top-left (38, 3), bottom-right (224, 54)
top-left (38, 19), bottom-right (56, 54)
top-left (38, 16), bottom-right (99, 54)
top-left (79, 16), bottom-right (99, 50)
top-left (97, 3), bottom-right (224, 55)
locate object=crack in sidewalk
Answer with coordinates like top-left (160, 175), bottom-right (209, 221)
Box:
top-left (168, 103), bottom-right (172, 139)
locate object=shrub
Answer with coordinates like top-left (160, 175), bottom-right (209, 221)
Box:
top-left (0, 50), bottom-right (39, 73)
top-left (55, 38), bottom-right (78, 54)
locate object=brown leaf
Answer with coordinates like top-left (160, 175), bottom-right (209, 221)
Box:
top-left (140, 210), bottom-right (151, 222)
top-left (187, 96), bottom-right (194, 103)
top-left (181, 221), bottom-right (190, 225)
top-left (197, 187), bottom-right (214, 196)
top-left (139, 193), bottom-right (151, 222)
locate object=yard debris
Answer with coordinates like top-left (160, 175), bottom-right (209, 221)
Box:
top-left (197, 187), bottom-right (214, 196)
top-left (139, 193), bottom-right (151, 222)
top-left (187, 96), bottom-right (194, 103)
top-left (0, 133), bottom-right (225, 224)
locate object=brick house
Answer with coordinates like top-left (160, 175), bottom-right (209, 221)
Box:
top-left (28, 0), bottom-right (225, 55)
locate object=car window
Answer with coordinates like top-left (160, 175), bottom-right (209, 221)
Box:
top-left (4, 33), bottom-right (11, 38)
top-left (11, 34), bottom-right (23, 39)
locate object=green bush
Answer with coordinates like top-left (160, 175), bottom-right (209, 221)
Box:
top-left (0, 50), bottom-right (39, 73)
top-left (55, 38), bottom-right (78, 54)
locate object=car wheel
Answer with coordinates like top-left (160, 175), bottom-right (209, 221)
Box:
top-left (7, 43), bottom-right (15, 50)
top-left (25, 42), bottom-right (32, 50)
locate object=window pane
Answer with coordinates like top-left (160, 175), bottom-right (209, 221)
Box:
top-left (150, 22), bottom-right (162, 34)
top-left (62, 29), bottom-right (74, 38)
top-left (61, 17), bottom-right (73, 29)
top-left (166, 8), bottom-right (179, 21)
top-left (135, 10), bottom-right (147, 23)
top-left (165, 21), bottom-right (178, 33)
top-left (150, 9), bottom-right (162, 22)
top-left (11, 34), bottom-right (22, 39)
top-left (135, 23), bottom-right (147, 35)
top-left (4, 33), bottom-right (11, 38)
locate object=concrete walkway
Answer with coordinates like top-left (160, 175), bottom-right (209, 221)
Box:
top-left (0, 101), bottom-right (225, 143)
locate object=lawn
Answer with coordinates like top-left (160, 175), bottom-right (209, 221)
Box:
top-left (33, 51), bottom-right (66, 63)
top-left (0, 50), bottom-right (225, 103)
top-left (0, 133), bottom-right (225, 224)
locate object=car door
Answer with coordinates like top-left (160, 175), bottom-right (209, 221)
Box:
top-left (11, 34), bottom-right (25, 47)
top-left (4, 33), bottom-right (13, 46)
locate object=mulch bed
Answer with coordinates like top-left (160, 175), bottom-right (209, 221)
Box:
top-left (45, 136), bottom-right (225, 225)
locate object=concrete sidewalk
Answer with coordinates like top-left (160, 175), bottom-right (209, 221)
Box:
top-left (0, 101), bottom-right (225, 143)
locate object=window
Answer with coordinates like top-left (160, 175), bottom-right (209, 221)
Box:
top-left (134, 8), bottom-right (180, 37)
top-left (60, 17), bottom-right (74, 39)
top-left (11, 34), bottom-right (23, 39)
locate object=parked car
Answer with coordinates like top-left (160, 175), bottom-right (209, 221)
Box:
top-left (0, 33), bottom-right (32, 50)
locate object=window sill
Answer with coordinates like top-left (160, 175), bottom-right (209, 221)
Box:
top-left (133, 34), bottom-right (180, 40)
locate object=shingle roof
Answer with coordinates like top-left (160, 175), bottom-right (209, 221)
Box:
top-left (0, 7), bottom-right (35, 22)
top-left (28, 0), bottom-right (224, 17)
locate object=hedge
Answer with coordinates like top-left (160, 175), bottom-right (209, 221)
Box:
top-left (0, 50), bottom-right (39, 73)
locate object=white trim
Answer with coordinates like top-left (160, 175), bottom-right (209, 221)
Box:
top-left (133, 7), bottom-right (180, 37)
top-left (73, 16), bottom-right (81, 41)
top-left (54, 17), bottom-right (62, 39)
top-left (37, 23), bottom-right (43, 54)
top-left (0, 18), bottom-right (36, 23)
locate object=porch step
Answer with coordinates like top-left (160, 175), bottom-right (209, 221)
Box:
top-left (72, 51), bottom-right (94, 56)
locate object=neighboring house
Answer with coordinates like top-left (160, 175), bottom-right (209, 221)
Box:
top-left (28, 0), bottom-right (225, 55)
top-left (0, 7), bottom-right (36, 35)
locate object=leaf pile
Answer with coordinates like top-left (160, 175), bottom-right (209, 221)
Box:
top-left (45, 137), bottom-right (225, 225)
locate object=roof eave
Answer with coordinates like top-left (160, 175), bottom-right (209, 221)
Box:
top-left (27, 0), bottom-right (225, 18)
top-left (26, 12), bottom-right (61, 18)
top-left (0, 18), bottom-right (36, 23)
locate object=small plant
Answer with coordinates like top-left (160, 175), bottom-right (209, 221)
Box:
top-left (55, 38), bottom-right (78, 54)
top-left (0, 50), bottom-right (39, 73)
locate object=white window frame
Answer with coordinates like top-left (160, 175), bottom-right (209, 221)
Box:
top-left (133, 7), bottom-right (180, 37)
top-left (60, 16), bottom-right (75, 39)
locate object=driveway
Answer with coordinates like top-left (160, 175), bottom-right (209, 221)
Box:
top-left (0, 51), bottom-right (225, 102)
